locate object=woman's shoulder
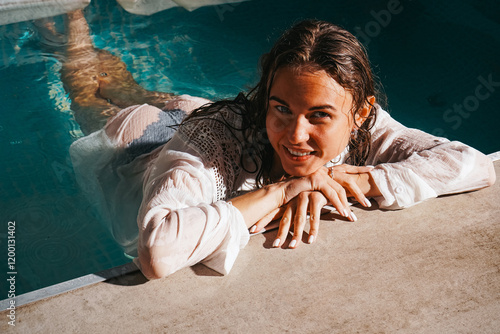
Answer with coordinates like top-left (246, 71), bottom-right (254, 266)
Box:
top-left (174, 94), bottom-right (249, 165)
top-left (177, 94), bottom-right (248, 142)
top-left (367, 105), bottom-right (451, 161)
top-left (371, 104), bottom-right (444, 141)
top-left (172, 94), bottom-right (251, 199)
top-left (371, 105), bottom-right (396, 127)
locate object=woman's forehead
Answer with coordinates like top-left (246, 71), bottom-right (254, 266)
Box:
top-left (269, 67), bottom-right (353, 107)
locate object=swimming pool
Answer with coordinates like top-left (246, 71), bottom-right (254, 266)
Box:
top-left (1, 0), bottom-right (499, 304)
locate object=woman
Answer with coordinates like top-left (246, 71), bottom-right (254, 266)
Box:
top-left (69, 19), bottom-right (495, 280)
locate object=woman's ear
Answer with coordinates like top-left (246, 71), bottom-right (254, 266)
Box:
top-left (354, 95), bottom-right (376, 127)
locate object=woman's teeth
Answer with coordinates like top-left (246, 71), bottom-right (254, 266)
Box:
top-left (287, 148), bottom-right (312, 157)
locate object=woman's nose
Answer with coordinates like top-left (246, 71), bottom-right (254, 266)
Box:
top-left (288, 117), bottom-right (309, 144)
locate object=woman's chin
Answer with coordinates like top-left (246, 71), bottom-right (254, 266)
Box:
top-left (284, 166), bottom-right (321, 177)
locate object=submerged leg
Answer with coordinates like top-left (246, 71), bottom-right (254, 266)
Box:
top-left (59, 9), bottom-right (121, 134)
top-left (96, 50), bottom-right (176, 109)
top-left (60, 9), bottom-right (175, 134)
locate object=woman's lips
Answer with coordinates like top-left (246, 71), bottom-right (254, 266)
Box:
top-left (284, 146), bottom-right (316, 161)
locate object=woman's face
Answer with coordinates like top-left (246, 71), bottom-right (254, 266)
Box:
top-left (266, 67), bottom-right (355, 177)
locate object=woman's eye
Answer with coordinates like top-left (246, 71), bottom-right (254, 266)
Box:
top-left (311, 111), bottom-right (330, 119)
top-left (275, 105), bottom-right (291, 114)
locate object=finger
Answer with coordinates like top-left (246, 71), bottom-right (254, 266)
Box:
top-left (307, 192), bottom-right (326, 244)
top-left (305, 172), bottom-right (351, 221)
top-left (323, 178), bottom-right (352, 220)
top-left (323, 170), bottom-right (358, 221)
top-left (273, 204), bottom-right (293, 248)
top-left (251, 207), bottom-right (285, 234)
top-left (343, 174), bottom-right (371, 209)
top-left (327, 166), bottom-right (374, 198)
top-left (331, 187), bottom-right (357, 222)
top-left (290, 193), bottom-right (310, 249)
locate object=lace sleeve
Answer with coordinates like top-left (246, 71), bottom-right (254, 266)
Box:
top-left (176, 104), bottom-right (247, 200)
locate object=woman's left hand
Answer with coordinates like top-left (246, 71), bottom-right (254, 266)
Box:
top-left (327, 164), bottom-right (376, 207)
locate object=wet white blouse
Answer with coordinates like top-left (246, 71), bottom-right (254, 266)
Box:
top-left (367, 108), bottom-right (495, 209)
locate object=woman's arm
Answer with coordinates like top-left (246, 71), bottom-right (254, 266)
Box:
top-left (367, 108), bottom-right (496, 209)
top-left (136, 137), bottom-right (250, 279)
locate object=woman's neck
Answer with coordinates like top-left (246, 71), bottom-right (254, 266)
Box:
top-left (269, 152), bottom-right (287, 182)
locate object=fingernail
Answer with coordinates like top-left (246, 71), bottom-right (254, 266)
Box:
top-left (249, 225), bottom-right (256, 233)
top-left (350, 211), bottom-right (358, 222)
top-left (289, 239), bottom-right (297, 248)
top-left (342, 209), bottom-right (349, 217)
top-left (363, 198), bottom-right (372, 207)
top-left (308, 235), bottom-right (315, 244)
top-left (272, 238), bottom-right (280, 248)
top-left (366, 165), bottom-right (374, 169)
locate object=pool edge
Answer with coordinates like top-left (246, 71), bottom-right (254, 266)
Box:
top-left (0, 262), bottom-right (138, 311)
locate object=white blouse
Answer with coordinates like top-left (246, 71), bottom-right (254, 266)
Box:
top-left (367, 108), bottom-right (495, 209)
top-left (70, 95), bottom-right (495, 279)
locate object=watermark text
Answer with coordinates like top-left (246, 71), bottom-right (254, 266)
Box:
top-left (433, 74), bottom-right (499, 137)
top-left (354, 0), bottom-right (405, 46)
top-left (6, 221), bottom-right (16, 326)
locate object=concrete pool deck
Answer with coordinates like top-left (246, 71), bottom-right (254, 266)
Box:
top-left (2, 160), bottom-right (499, 333)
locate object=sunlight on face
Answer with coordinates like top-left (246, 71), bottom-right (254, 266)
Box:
top-left (266, 67), bottom-right (355, 177)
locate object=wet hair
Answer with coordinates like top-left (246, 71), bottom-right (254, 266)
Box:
top-left (183, 19), bottom-right (384, 187)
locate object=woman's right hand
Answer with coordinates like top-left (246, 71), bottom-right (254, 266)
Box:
top-left (272, 190), bottom-right (328, 248)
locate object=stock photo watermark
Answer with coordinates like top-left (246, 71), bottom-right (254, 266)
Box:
top-left (6, 221), bottom-right (17, 326)
top-left (353, 0), bottom-right (406, 46)
top-left (433, 73), bottom-right (499, 137)
top-left (214, 1), bottom-right (243, 22)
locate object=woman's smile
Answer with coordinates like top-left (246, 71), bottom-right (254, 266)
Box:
top-left (285, 147), bottom-right (315, 158)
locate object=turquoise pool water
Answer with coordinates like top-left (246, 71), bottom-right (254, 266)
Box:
top-left (1, 0), bottom-right (499, 298)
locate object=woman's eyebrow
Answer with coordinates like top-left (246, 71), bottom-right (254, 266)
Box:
top-left (270, 95), bottom-right (337, 112)
top-left (310, 104), bottom-right (337, 111)
top-left (269, 96), bottom-right (288, 106)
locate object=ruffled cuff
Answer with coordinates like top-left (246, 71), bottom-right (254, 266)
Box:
top-left (370, 166), bottom-right (438, 210)
top-left (201, 201), bottom-right (250, 275)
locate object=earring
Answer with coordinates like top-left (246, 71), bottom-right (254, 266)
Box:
top-left (350, 128), bottom-right (358, 140)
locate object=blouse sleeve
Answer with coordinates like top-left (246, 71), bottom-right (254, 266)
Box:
top-left (135, 134), bottom-right (250, 279)
top-left (367, 107), bottom-right (496, 210)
